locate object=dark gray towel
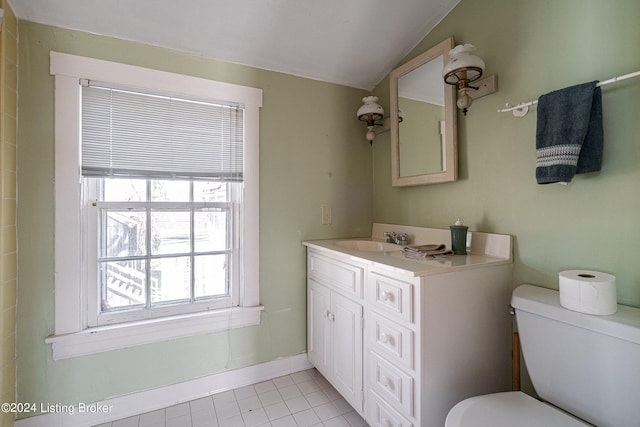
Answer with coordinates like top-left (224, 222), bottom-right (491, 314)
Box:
top-left (535, 81), bottom-right (603, 184)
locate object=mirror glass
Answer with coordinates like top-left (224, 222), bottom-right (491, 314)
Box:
top-left (398, 55), bottom-right (445, 176)
top-left (390, 37), bottom-right (457, 186)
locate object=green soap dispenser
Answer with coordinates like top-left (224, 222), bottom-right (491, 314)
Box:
top-left (450, 217), bottom-right (468, 255)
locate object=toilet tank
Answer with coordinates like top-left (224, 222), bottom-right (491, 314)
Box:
top-left (511, 284), bottom-right (640, 427)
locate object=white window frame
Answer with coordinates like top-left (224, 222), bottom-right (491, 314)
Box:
top-left (46, 52), bottom-right (263, 360)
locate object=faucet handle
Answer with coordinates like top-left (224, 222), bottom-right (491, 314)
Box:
top-left (396, 233), bottom-right (409, 245)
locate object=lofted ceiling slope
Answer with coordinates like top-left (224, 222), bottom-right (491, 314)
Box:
top-left (7, 0), bottom-right (459, 90)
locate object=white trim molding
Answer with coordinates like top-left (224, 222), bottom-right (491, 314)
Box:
top-left (45, 306), bottom-right (264, 360)
top-left (50, 52), bottom-right (263, 108)
top-left (15, 353), bottom-right (313, 427)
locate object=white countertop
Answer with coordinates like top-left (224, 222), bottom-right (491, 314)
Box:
top-left (303, 235), bottom-right (512, 278)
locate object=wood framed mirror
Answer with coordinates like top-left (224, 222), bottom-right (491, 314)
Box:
top-left (390, 36), bottom-right (457, 186)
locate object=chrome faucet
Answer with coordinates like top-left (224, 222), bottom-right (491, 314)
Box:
top-left (383, 231), bottom-right (396, 243)
top-left (383, 231), bottom-right (409, 245)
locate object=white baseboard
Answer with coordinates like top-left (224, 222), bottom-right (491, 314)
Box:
top-left (15, 353), bottom-right (312, 427)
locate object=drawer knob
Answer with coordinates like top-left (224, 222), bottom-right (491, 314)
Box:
top-left (380, 290), bottom-right (394, 302)
top-left (380, 375), bottom-right (394, 390)
top-left (380, 333), bottom-right (394, 345)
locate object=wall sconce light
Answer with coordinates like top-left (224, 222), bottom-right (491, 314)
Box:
top-left (357, 96), bottom-right (384, 144)
top-left (443, 44), bottom-right (496, 115)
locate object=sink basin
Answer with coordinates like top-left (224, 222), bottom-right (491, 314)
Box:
top-left (335, 240), bottom-right (402, 252)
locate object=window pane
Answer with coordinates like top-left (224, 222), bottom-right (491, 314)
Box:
top-left (102, 210), bottom-right (147, 258)
top-left (195, 209), bottom-right (228, 252)
top-left (151, 210), bottom-right (190, 255)
top-left (101, 260), bottom-right (146, 311)
top-left (194, 254), bottom-right (228, 298)
top-left (103, 178), bottom-right (147, 202)
top-left (151, 256), bottom-right (190, 304)
top-left (151, 180), bottom-right (189, 202)
top-left (194, 181), bottom-right (227, 202)
top-left (90, 176), bottom-right (238, 321)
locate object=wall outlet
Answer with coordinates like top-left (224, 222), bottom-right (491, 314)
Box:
top-left (321, 205), bottom-right (332, 225)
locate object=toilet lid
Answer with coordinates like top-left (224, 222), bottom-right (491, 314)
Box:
top-left (445, 392), bottom-right (591, 427)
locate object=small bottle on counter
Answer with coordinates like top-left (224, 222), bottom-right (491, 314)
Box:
top-left (450, 217), bottom-right (468, 255)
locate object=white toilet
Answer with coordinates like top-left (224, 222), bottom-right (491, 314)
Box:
top-left (446, 284), bottom-right (640, 427)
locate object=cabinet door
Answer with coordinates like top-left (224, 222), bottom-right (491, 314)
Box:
top-left (308, 280), bottom-right (331, 374)
top-left (331, 293), bottom-right (364, 412)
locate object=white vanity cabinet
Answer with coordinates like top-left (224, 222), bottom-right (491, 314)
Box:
top-left (365, 265), bottom-right (513, 427)
top-left (307, 250), bottom-right (365, 413)
top-left (305, 223), bottom-right (514, 427)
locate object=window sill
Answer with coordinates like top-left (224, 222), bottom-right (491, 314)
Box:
top-left (45, 305), bottom-right (264, 360)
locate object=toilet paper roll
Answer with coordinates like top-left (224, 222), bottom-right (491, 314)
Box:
top-left (559, 270), bottom-right (617, 315)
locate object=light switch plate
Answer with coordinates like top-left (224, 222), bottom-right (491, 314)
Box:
top-left (321, 206), bottom-right (332, 225)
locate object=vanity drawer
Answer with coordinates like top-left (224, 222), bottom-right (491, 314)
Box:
top-left (368, 271), bottom-right (414, 324)
top-left (369, 352), bottom-right (414, 416)
top-left (308, 251), bottom-right (364, 299)
top-left (368, 312), bottom-right (414, 370)
top-left (367, 390), bottom-right (414, 427)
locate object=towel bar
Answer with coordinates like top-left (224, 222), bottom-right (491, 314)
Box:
top-left (498, 70), bottom-right (640, 117)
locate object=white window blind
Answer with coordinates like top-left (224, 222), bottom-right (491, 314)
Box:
top-left (81, 81), bottom-right (244, 181)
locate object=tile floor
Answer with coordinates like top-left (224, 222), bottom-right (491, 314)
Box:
top-left (94, 368), bottom-right (369, 427)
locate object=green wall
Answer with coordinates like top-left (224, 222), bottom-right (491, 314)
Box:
top-left (373, 0), bottom-right (640, 306)
top-left (16, 22), bottom-right (372, 409)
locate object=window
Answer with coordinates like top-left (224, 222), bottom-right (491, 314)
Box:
top-left (47, 52), bottom-right (263, 359)
top-left (81, 82), bottom-right (244, 326)
top-left (86, 177), bottom-right (240, 326)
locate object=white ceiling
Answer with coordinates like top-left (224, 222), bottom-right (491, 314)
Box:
top-left (7, 0), bottom-right (459, 90)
